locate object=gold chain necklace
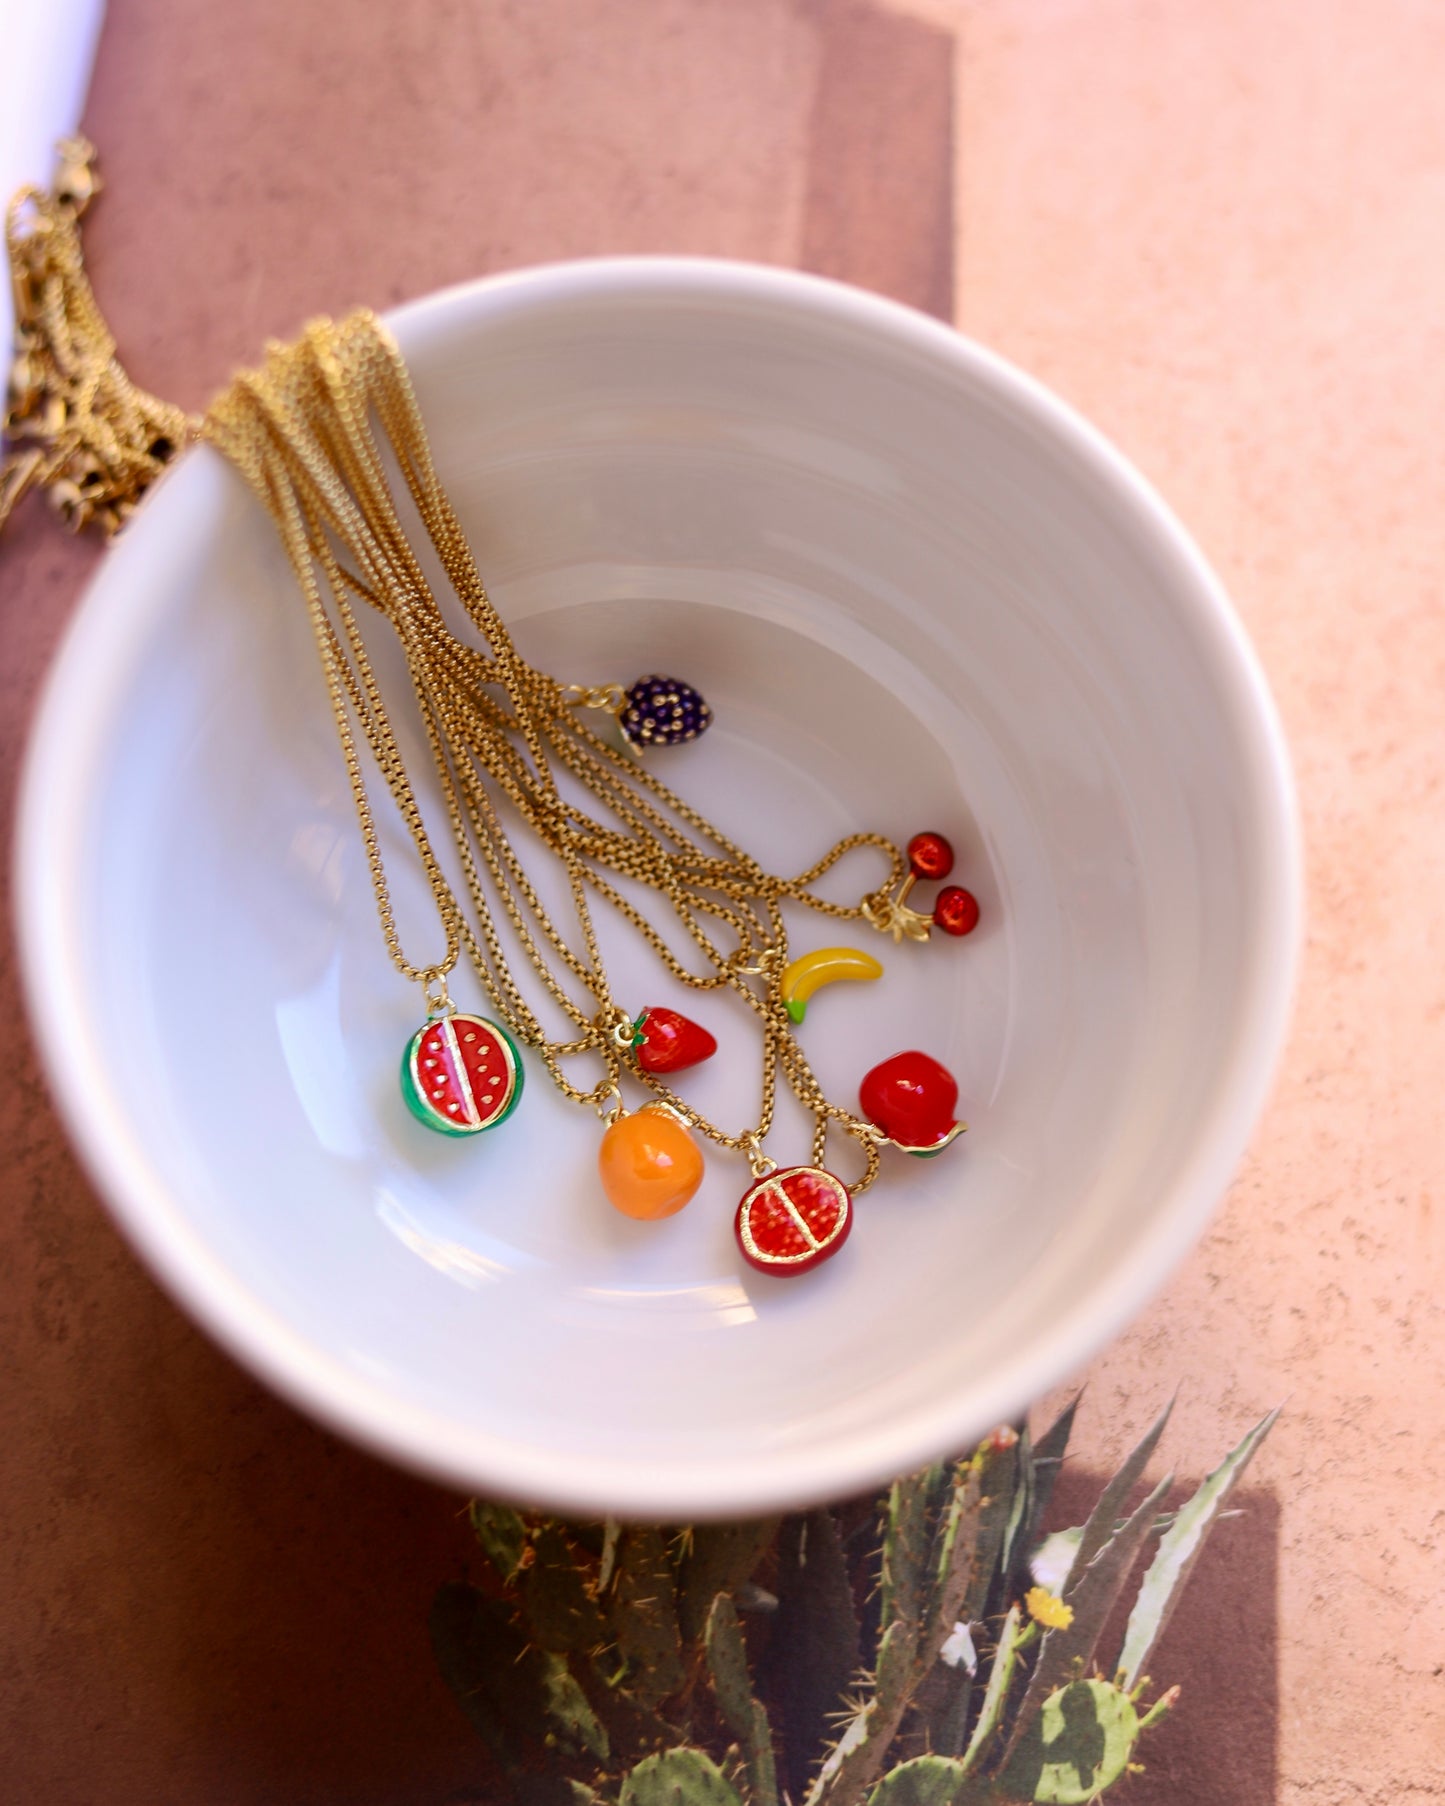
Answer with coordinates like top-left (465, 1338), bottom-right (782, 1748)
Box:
top-left (5, 143), bottom-right (983, 1276)
top-left (1, 140), bottom-right (196, 534)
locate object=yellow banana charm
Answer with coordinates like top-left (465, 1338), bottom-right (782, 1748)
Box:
top-left (780, 947), bottom-right (884, 1023)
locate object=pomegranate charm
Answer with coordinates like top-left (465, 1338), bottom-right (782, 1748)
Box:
top-left (631, 1006), bottom-right (718, 1075)
top-left (735, 1166), bottom-right (853, 1276)
top-left (402, 1013), bottom-right (524, 1136)
top-left (859, 1050), bottom-right (966, 1157)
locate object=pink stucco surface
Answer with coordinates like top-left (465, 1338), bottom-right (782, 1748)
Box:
top-left (963, 5), bottom-right (1445, 1794)
top-left (1, 2), bottom-right (1441, 1801)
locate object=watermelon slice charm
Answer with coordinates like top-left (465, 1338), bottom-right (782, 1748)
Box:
top-left (401, 1013), bottom-right (524, 1137)
top-left (734, 1165), bottom-right (853, 1276)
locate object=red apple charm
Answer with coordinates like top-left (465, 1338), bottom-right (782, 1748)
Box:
top-left (859, 1051), bottom-right (966, 1157)
top-left (631, 1007), bottom-right (718, 1075)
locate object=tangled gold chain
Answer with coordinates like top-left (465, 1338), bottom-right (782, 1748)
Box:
top-left (1, 140), bottom-right (195, 535)
top-left (3, 144), bottom-right (910, 1189)
top-left (203, 314), bottom-right (904, 1187)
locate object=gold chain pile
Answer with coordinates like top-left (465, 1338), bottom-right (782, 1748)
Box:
top-left (204, 313), bottom-right (901, 1187)
top-left (3, 143), bottom-right (910, 1189)
top-left (1, 140), bottom-right (195, 536)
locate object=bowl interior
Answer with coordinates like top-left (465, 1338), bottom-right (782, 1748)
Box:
top-left (19, 262), bottom-right (1298, 1516)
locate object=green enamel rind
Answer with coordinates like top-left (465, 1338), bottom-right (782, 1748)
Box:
top-left (401, 1015), bottom-right (525, 1136)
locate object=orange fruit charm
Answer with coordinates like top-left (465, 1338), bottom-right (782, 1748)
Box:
top-left (598, 1103), bottom-right (704, 1220)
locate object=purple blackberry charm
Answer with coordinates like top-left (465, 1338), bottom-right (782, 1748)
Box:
top-left (618, 674), bottom-right (714, 750)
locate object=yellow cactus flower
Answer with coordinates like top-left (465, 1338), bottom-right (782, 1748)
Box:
top-left (1025, 1585), bottom-right (1074, 1631)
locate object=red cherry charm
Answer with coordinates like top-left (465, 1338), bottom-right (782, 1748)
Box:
top-left (632, 1007), bottom-right (718, 1075)
top-left (735, 1166), bottom-right (853, 1275)
top-left (859, 1050), bottom-right (965, 1156)
top-left (907, 831), bottom-right (956, 883)
top-left (933, 886), bottom-right (980, 937)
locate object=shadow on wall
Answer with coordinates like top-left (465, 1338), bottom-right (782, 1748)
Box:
top-left (798, 0), bottom-right (956, 322)
top-left (1044, 1468), bottom-right (1280, 1806)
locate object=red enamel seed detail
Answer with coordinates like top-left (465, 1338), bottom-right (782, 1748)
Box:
top-left (907, 831), bottom-right (956, 883)
top-left (633, 1007), bottom-right (718, 1075)
top-left (416, 1015), bottom-right (515, 1128)
top-left (933, 886), bottom-right (980, 937)
top-left (735, 1166), bottom-right (853, 1276)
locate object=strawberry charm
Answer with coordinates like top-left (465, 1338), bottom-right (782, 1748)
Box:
top-left (401, 1013), bottom-right (524, 1136)
top-left (859, 1050), bottom-right (966, 1156)
top-left (631, 1007), bottom-right (718, 1075)
top-left (735, 1166), bottom-right (853, 1276)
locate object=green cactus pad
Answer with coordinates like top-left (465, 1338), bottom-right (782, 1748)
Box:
top-left (922, 1463), bottom-right (984, 1658)
top-left (959, 1602), bottom-right (1023, 1775)
top-left (873, 1618), bottom-right (917, 1716)
top-left (804, 1705), bottom-right (874, 1806)
top-left (773, 1510), bottom-right (861, 1803)
top-left (999, 1679), bottom-right (1139, 1804)
top-left (428, 1582), bottom-right (605, 1768)
top-left (865, 1756), bottom-right (969, 1806)
top-left (522, 1523), bottom-right (609, 1653)
top-left (678, 1520), bottom-right (778, 1642)
top-left (620, 1749), bottom-right (744, 1806)
top-left (468, 1499), bottom-right (529, 1580)
top-left (967, 1434), bottom-right (1021, 1629)
top-left (541, 1660), bottom-right (610, 1762)
top-left (1006, 1469), bottom-right (1172, 1755)
top-left (612, 1528), bottom-right (685, 1707)
top-left (881, 1471), bottom-right (933, 1636)
top-left (706, 1594), bottom-right (779, 1806)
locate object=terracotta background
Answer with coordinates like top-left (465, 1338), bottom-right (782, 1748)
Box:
top-left (2, 1), bottom-right (1442, 1801)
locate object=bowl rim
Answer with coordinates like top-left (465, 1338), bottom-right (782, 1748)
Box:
top-left (14, 255), bottom-right (1303, 1517)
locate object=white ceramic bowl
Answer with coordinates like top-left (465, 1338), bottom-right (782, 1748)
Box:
top-left (16, 260), bottom-right (1300, 1518)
